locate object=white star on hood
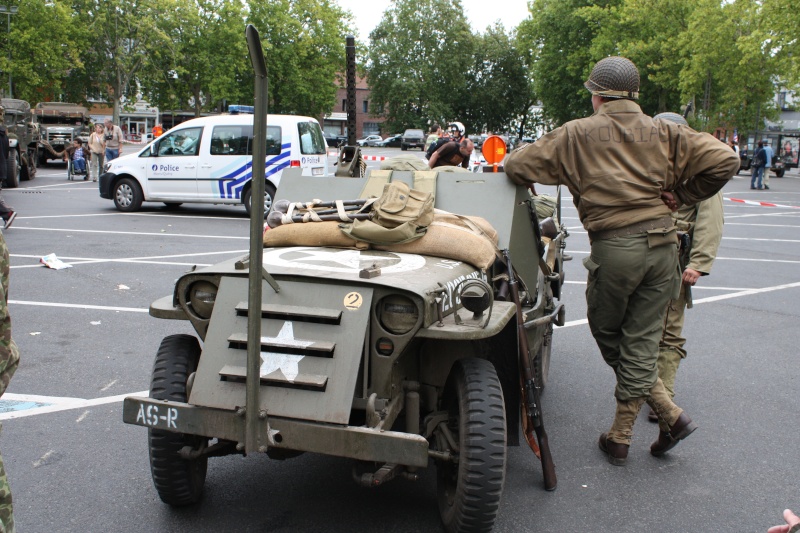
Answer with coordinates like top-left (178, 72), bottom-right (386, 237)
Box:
top-left (259, 322), bottom-right (313, 381)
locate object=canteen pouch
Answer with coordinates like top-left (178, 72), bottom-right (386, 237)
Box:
top-left (372, 181), bottom-right (434, 228)
top-left (342, 181), bottom-right (433, 245)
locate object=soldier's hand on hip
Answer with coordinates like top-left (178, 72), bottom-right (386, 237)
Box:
top-left (660, 191), bottom-right (678, 211)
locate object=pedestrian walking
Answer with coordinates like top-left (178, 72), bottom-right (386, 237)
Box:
top-left (762, 140), bottom-right (774, 190)
top-left (751, 141), bottom-right (766, 189)
top-left (504, 56), bottom-right (739, 465)
top-left (0, 109), bottom-right (16, 230)
top-left (648, 112), bottom-right (725, 421)
top-left (88, 124), bottom-right (106, 182)
top-left (103, 118), bottom-right (124, 162)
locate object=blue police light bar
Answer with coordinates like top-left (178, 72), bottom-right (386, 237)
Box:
top-left (228, 105), bottom-right (254, 115)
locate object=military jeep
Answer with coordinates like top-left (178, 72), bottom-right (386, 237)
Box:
top-left (1, 98), bottom-right (38, 187)
top-left (123, 168), bottom-right (568, 532)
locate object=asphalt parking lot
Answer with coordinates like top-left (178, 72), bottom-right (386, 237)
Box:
top-left (0, 153), bottom-right (797, 532)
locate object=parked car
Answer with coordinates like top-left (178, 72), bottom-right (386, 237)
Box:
top-left (324, 134), bottom-right (346, 148)
top-left (356, 134), bottom-right (382, 147)
top-left (400, 129), bottom-right (425, 150)
top-left (378, 134), bottom-right (402, 148)
top-left (366, 136), bottom-right (388, 147)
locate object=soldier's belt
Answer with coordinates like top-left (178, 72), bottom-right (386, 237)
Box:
top-left (588, 215), bottom-right (675, 241)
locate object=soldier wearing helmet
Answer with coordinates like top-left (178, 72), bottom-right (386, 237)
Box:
top-left (0, 106), bottom-right (15, 229)
top-left (649, 112), bottom-right (724, 426)
top-left (505, 56), bottom-right (739, 466)
top-left (425, 121), bottom-right (467, 163)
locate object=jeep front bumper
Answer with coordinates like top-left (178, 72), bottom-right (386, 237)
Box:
top-left (123, 396), bottom-right (429, 467)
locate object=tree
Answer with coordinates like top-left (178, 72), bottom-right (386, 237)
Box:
top-left (366, 0), bottom-right (475, 133)
top-left (143, 0), bottom-right (250, 116)
top-left (246, 0), bottom-right (354, 117)
top-left (77, 0), bottom-right (170, 123)
top-left (517, 0), bottom-right (618, 126)
top-left (1, 0), bottom-right (87, 103)
top-left (460, 24), bottom-right (533, 135)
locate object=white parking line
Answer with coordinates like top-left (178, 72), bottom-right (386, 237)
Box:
top-left (13, 227), bottom-right (248, 239)
top-left (0, 390), bottom-right (149, 420)
top-left (9, 300), bottom-right (148, 313)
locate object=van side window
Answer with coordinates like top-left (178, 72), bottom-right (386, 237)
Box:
top-left (210, 125), bottom-right (282, 156)
top-left (297, 121), bottom-right (326, 155)
top-left (156, 127), bottom-right (203, 157)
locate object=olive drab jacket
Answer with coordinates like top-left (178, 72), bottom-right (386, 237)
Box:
top-left (673, 191), bottom-right (724, 276)
top-left (505, 99), bottom-right (739, 233)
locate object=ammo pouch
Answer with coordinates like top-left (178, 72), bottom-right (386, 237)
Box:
top-left (341, 181), bottom-right (434, 245)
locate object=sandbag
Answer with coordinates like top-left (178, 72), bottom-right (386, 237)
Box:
top-left (375, 214), bottom-right (499, 270)
top-left (380, 155), bottom-right (430, 171)
top-left (264, 221), bottom-right (368, 249)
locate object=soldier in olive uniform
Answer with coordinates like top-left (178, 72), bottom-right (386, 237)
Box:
top-left (505, 56), bottom-right (739, 465)
top-left (0, 230), bottom-right (18, 532)
top-left (649, 112), bottom-right (725, 419)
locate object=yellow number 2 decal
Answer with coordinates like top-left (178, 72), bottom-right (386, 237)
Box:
top-left (344, 292), bottom-right (363, 311)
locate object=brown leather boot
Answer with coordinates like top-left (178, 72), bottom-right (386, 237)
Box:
top-left (646, 378), bottom-right (683, 427)
top-left (650, 412), bottom-right (698, 456)
top-left (601, 397), bottom-right (646, 466)
top-left (598, 433), bottom-right (628, 466)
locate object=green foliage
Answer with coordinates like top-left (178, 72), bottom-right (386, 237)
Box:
top-left (459, 24), bottom-right (533, 135)
top-left (366, 0), bottom-right (475, 133)
top-left (143, 0), bottom-right (250, 116)
top-left (246, 0), bottom-right (354, 117)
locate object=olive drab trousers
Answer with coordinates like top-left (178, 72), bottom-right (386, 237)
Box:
top-left (583, 231), bottom-right (680, 401)
top-left (657, 281), bottom-right (689, 399)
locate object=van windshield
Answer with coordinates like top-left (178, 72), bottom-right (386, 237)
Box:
top-left (297, 121), bottom-right (326, 155)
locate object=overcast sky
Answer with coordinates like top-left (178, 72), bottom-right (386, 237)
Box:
top-left (334, 0), bottom-right (532, 43)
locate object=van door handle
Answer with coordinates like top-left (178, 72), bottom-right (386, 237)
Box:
top-left (184, 164), bottom-right (196, 170)
top-left (201, 164), bottom-right (213, 168)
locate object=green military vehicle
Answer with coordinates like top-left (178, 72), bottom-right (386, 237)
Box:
top-left (122, 26), bottom-right (568, 533)
top-left (33, 101), bottom-right (91, 165)
top-left (1, 98), bottom-right (38, 187)
top-left (122, 170), bottom-right (568, 532)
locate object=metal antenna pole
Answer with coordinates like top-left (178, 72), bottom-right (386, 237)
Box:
top-left (245, 24), bottom-right (268, 455)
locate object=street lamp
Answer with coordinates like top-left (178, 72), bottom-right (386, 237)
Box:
top-left (0, 5), bottom-right (18, 99)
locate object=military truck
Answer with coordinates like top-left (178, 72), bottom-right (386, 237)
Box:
top-left (33, 102), bottom-right (91, 165)
top-left (1, 98), bottom-right (38, 187)
top-left (122, 169), bottom-right (568, 531)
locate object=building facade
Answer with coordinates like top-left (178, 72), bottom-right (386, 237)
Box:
top-left (320, 75), bottom-right (387, 139)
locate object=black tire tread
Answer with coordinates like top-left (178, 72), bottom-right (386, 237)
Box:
top-left (148, 334), bottom-right (207, 506)
top-left (438, 358), bottom-right (506, 533)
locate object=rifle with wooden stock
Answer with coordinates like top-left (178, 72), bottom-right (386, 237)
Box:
top-left (502, 248), bottom-right (557, 491)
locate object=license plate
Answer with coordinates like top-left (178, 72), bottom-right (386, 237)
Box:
top-left (312, 167), bottom-right (323, 176)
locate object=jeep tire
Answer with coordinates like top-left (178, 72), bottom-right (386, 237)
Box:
top-left (148, 334), bottom-right (208, 506)
top-left (436, 358), bottom-right (506, 533)
top-left (5, 149), bottom-right (19, 188)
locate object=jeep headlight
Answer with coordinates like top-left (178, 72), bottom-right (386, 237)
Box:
top-left (188, 280), bottom-right (218, 319)
top-left (378, 295), bottom-right (419, 335)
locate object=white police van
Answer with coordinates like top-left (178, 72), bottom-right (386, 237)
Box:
top-left (98, 114), bottom-right (329, 215)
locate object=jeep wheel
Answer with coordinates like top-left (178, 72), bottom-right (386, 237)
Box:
top-left (5, 149), bottom-right (19, 188)
top-left (436, 358), bottom-right (506, 533)
top-left (401, 144), bottom-right (407, 151)
top-left (243, 181), bottom-right (276, 218)
top-left (776, 168), bottom-right (785, 178)
top-left (113, 178), bottom-right (143, 212)
top-left (148, 334), bottom-right (208, 506)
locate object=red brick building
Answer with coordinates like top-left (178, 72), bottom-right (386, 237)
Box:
top-left (320, 75), bottom-right (387, 139)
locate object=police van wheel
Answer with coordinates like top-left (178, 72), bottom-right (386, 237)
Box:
top-left (5, 149), bottom-right (19, 189)
top-left (113, 178), bottom-right (143, 212)
top-left (243, 181), bottom-right (276, 218)
top-left (148, 334), bottom-right (208, 506)
top-left (436, 358), bottom-right (506, 533)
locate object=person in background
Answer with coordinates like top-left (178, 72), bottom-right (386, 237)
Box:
top-left (425, 124), bottom-right (441, 151)
top-left (87, 124), bottom-right (106, 183)
top-left (751, 141), bottom-right (765, 190)
top-left (762, 139), bottom-right (774, 190)
top-left (63, 139), bottom-right (88, 178)
top-left (727, 138), bottom-right (739, 156)
top-left (648, 112), bottom-right (724, 421)
top-left (428, 138), bottom-right (474, 169)
top-left (0, 111), bottom-right (16, 230)
top-left (103, 118), bottom-right (124, 162)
